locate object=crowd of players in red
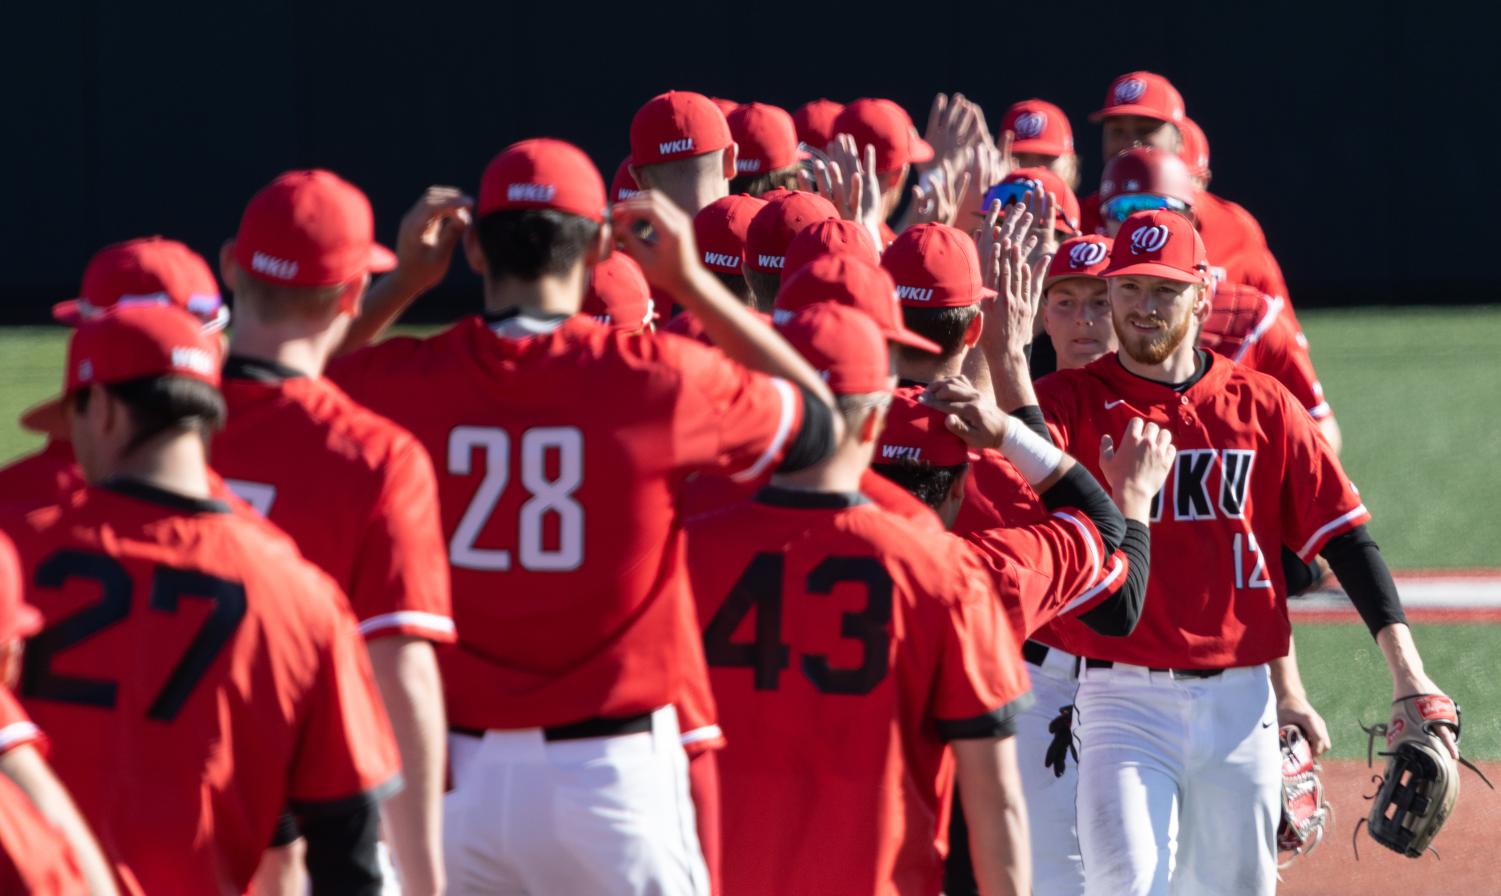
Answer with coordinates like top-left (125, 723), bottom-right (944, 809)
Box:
top-left (0, 70), bottom-right (1457, 896)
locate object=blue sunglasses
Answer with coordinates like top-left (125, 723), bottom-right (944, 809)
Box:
top-left (1101, 193), bottom-right (1189, 223)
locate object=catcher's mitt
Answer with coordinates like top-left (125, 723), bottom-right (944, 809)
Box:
top-left (1277, 725), bottom-right (1331, 866)
top-left (1356, 693), bottom-right (1493, 858)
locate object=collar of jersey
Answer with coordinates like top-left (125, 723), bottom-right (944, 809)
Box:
top-left (754, 485), bottom-right (871, 509)
top-left (1089, 349), bottom-right (1226, 402)
top-left (99, 476), bottom-right (232, 515)
top-left (484, 308), bottom-right (573, 339)
top-left (223, 354), bottom-right (311, 383)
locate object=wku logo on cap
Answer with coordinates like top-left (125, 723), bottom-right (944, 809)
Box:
top-left (757, 254), bottom-right (785, 270)
top-left (251, 251), bottom-right (299, 280)
top-left (736, 159), bottom-right (762, 173)
top-left (508, 183), bottom-right (556, 202)
top-left (171, 346), bottom-right (216, 376)
top-left (896, 285), bottom-right (934, 302)
top-left (880, 444), bottom-right (922, 461)
top-left (1129, 224), bottom-right (1171, 255)
top-left (659, 138), bottom-right (695, 155)
top-left (1014, 111), bottom-right (1047, 139)
top-left (1069, 241), bottom-right (1109, 268)
top-left (704, 251), bottom-right (740, 268)
top-left (1114, 78), bottom-right (1147, 103)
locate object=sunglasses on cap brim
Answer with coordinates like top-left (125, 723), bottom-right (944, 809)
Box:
top-left (1101, 193), bottom-right (1190, 223)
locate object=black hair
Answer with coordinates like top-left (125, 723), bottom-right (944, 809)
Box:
top-left (899, 304), bottom-right (980, 360)
top-left (744, 268), bottom-right (783, 313)
top-left (871, 461), bottom-right (968, 511)
top-left (72, 375), bottom-right (226, 454)
top-left (711, 270), bottom-right (755, 307)
top-left (729, 165), bottom-right (801, 198)
top-left (474, 209), bottom-right (601, 281)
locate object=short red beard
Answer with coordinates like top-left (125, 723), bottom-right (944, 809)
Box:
top-left (1114, 305), bottom-right (1194, 365)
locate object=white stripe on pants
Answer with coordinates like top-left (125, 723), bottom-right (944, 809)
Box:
top-left (442, 705), bottom-right (709, 896)
top-left (1014, 646), bottom-right (1086, 896)
top-left (1074, 663), bottom-right (1279, 896)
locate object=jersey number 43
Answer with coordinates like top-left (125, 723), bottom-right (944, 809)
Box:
top-left (446, 426), bottom-right (584, 573)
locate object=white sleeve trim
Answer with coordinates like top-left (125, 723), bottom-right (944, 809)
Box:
top-left (1051, 510), bottom-right (1102, 579)
top-left (679, 724), bottom-right (724, 746)
top-left (730, 378), bottom-right (796, 483)
top-left (1307, 401), bottom-right (1332, 419)
top-left (359, 611), bottom-right (456, 638)
top-left (1297, 504), bottom-right (1369, 561)
top-left (0, 721), bottom-right (40, 754)
top-left (1233, 295), bottom-right (1284, 362)
top-left (1061, 556), bottom-right (1125, 615)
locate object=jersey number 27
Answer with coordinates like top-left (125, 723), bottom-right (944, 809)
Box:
top-left (446, 426), bottom-right (584, 573)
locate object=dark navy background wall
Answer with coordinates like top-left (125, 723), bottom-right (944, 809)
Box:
top-left (2, 2), bottom-right (1493, 321)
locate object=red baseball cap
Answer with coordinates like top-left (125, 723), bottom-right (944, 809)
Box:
top-left (0, 531), bottom-right (43, 642)
top-left (582, 254), bottom-right (654, 331)
top-left (55, 236), bottom-right (227, 332)
top-left (784, 218), bottom-right (879, 276)
top-left (778, 302), bottom-right (893, 396)
top-left (831, 98), bottom-right (935, 175)
top-left (1091, 71), bottom-right (1186, 124)
top-left (876, 390), bottom-right (971, 467)
top-left (793, 99), bottom-right (845, 149)
top-left (988, 167), bottom-right (1081, 235)
top-left (1177, 117), bottom-right (1210, 178)
top-left (1001, 99), bottom-right (1074, 157)
top-left (709, 97), bottom-right (740, 116)
top-left (1099, 147), bottom-right (1197, 207)
top-left (773, 255), bottom-right (942, 354)
top-left (694, 194), bottom-right (768, 275)
top-left (881, 223), bottom-right (996, 308)
top-left (630, 91), bottom-right (734, 167)
top-left (479, 138), bottom-right (607, 222)
top-left (610, 157), bottom-right (643, 203)
top-left (1045, 234), bottom-right (1113, 288)
top-left (744, 191), bottom-right (838, 273)
top-left (729, 103), bottom-right (806, 175)
top-left (233, 170), bottom-right (396, 288)
top-left (21, 304), bottom-right (223, 435)
top-left (1104, 210), bottom-right (1209, 284)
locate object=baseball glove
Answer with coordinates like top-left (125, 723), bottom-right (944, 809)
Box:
top-left (1356, 693), bottom-right (1493, 858)
top-left (1277, 725), bottom-right (1331, 867)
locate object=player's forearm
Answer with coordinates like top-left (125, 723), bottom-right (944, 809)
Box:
top-left (987, 350), bottom-right (1038, 414)
top-left (335, 272), bottom-right (427, 356)
top-left (1317, 416), bottom-right (1342, 455)
top-left (369, 637), bottom-right (447, 896)
top-left (1269, 637), bottom-right (1308, 703)
top-left (672, 267), bottom-right (837, 410)
top-left (1376, 624), bottom-right (1438, 697)
top-left (953, 737), bottom-right (1031, 896)
top-left (687, 751), bottom-right (722, 896)
top-left (0, 747), bottom-right (120, 896)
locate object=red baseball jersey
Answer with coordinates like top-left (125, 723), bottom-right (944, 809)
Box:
top-left (682, 465), bottom-right (944, 534)
top-left (213, 359), bottom-right (454, 643)
top-left (0, 441), bottom-right (82, 513)
top-left (327, 314), bottom-right (804, 731)
top-left (0, 773), bottom-right (86, 896)
top-left (1036, 353), bottom-right (1369, 668)
top-left (1200, 284), bottom-right (1330, 419)
top-left (5, 482), bottom-right (399, 894)
top-left (686, 488), bottom-right (1030, 896)
top-left (1196, 192), bottom-right (1297, 321)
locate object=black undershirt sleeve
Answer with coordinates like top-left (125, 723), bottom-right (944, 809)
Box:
top-left (774, 384), bottom-right (834, 473)
top-left (1038, 464), bottom-right (1126, 556)
top-left (1077, 520), bottom-right (1149, 637)
top-left (1281, 545), bottom-right (1321, 597)
top-left (1321, 525), bottom-right (1407, 637)
top-left (296, 797), bottom-right (384, 896)
top-left (1009, 405), bottom-right (1050, 441)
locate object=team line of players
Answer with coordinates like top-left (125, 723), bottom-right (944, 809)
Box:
top-left (0, 70), bottom-right (1456, 896)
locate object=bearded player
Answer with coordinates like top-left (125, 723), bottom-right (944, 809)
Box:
top-left (1030, 210), bottom-right (1455, 895)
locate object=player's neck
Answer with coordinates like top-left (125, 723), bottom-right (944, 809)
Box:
top-left (1115, 342), bottom-right (1200, 385)
top-left (484, 271), bottom-right (585, 319)
top-left (896, 352), bottom-right (962, 386)
top-left (226, 326), bottom-right (333, 379)
top-left (106, 434), bottom-right (214, 500)
top-left (769, 444), bottom-right (868, 495)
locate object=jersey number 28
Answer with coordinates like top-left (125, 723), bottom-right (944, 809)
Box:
top-left (447, 426), bottom-right (584, 573)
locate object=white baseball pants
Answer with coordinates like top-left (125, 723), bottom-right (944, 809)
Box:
top-left (442, 705), bottom-right (709, 896)
top-left (1073, 663), bottom-right (1279, 896)
top-left (1014, 645), bottom-right (1086, 896)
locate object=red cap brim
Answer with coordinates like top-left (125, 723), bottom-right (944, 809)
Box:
top-left (369, 243), bottom-right (398, 273)
top-left (1009, 139), bottom-right (1066, 157)
top-left (1102, 262), bottom-right (1203, 283)
top-left (20, 396), bottom-right (68, 437)
top-left (908, 135), bottom-right (936, 164)
top-left (51, 299), bottom-right (85, 326)
top-left (1043, 273), bottom-right (1105, 291)
top-left (1089, 104), bottom-right (1175, 124)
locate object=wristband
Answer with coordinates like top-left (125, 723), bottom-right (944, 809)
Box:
top-left (999, 420), bottom-right (1065, 486)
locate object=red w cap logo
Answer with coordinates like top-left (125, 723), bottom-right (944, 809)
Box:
top-left (1115, 79), bottom-right (1147, 103)
top-left (1069, 241), bottom-right (1108, 268)
top-left (1014, 112), bottom-right (1047, 138)
top-left (1129, 224), bottom-right (1170, 255)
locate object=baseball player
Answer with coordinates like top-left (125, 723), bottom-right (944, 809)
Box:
top-left (209, 169), bottom-right (454, 896)
top-left (583, 251), bottom-right (657, 332)
top-left (727, 102), bottom-right (806, 196)
top-left (324, 138), bottom-right (841, 895)
top-left (792, 98), bottom-right (844, 149)
top-left (4, 305), bottom-right (400, 895)
top-left (0, 532), bottom-right (116, 895)
top-left (1031, 210), bottom-right (1455, 895)
top-left (742, 189), bottom-right (838, 309)
top-left (686, 302), bottom-right (1034, 896)
top-left (686, 192), bottom-right (767, 311)
top-left (999, 99), bottom-right (1081, 190)
top-left (0, 237), bottom-right (229, 512)
top-left (629, 91), bottom-right (738, 216)
top-left (831, 98), bottom-right (936, 245)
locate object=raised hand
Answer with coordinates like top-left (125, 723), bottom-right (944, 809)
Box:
top-left (909, 168), bottom-right (968, 227)
top-left (611, 190), bottom-right (702, 294)
top-left (389, 186), bottom-right (473, 294)
top-left (921, 375), bottom-right (1011, 451)
top-left (1099, 418), bottom-right (1175, 519)
top-left (822, 135), bottom-right (885, 248)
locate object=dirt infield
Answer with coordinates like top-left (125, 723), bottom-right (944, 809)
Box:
top-left (1278, 759), bottom-right (1499, 894)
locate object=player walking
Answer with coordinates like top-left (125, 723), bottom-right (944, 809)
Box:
top-left (326, 138), bottom-right (840, 895)
top-left (4, 305), bottom-right (399, 895)
top-left (1033, 210), bottom-right (1455, 895)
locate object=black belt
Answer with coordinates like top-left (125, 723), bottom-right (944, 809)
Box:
top-left (452, 711), bottom-right (654, 742)
top-left (1083, 658), bottom-right (1224, 679)
top-left (1022, 640), bottom-right (1051, 666)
